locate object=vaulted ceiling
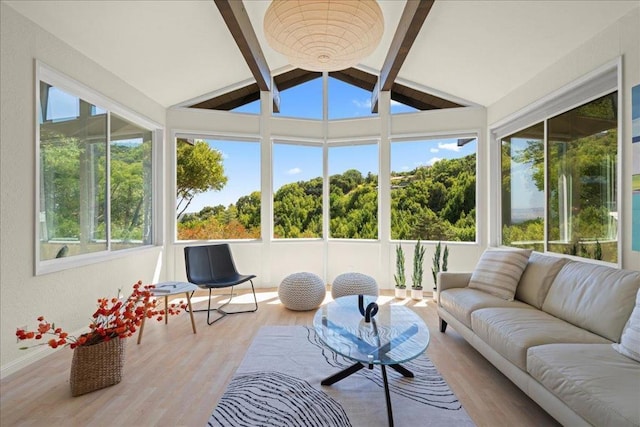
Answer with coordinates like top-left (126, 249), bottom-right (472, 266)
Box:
top-left (6, 0), bottom-right (637, 109)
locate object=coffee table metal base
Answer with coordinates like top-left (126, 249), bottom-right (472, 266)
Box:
top-left (321, 362), bottom-right (414, 427)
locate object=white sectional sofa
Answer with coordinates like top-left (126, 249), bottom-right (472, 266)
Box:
top-left (436, 251), bottom-right (640, 427)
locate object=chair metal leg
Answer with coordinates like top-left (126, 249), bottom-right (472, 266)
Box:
top-left (188, 280), bottom-right (259, 325)
top-left (217, 280), bottom-right (258, 315)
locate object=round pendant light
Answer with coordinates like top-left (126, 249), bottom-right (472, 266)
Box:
top-left (264, 0), bottom-right (384, 72)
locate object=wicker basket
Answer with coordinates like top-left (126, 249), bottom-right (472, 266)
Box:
top-left (70, 338), bottom-right (125, 397)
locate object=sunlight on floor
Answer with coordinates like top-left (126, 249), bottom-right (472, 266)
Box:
top-left (167, 289), bottom-right (434, 310)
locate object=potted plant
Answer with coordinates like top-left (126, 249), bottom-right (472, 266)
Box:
top-left (394, 244), bottom-right (407, 299)
top-left (15, 281), bottom-right (187, 396)
top-left (411, 239), bottom-right (426, 300)
top-left (431, 242), bottom-right (448, 303)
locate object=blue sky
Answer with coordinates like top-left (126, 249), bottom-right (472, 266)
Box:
top-left (508, 138), bottom-right (544, 212)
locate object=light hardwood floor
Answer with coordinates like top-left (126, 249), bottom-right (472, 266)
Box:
top-left (1, 289), bottom-right (561, 426)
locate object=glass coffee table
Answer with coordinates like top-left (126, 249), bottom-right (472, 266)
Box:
top-left (313, 295), bottom-right (430, 427)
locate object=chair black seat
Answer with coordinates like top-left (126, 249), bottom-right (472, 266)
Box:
top-left (194, 274), bottom-right (257, 289)
top-left (184, 244), bottom-right (258, 325)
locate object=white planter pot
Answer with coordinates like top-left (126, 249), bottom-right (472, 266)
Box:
top-left (395, 288), bottom-right (407, 299)
top-left (411, 288), bottom-right (423, 300)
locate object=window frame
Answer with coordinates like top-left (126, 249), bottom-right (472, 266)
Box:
top-left (490, 58), bottom-right (622, 266)
top-left (271, 138), bottom-right (325, 240)
top-left (388, 132), bottom-right (480, 244)
top-left (326, 138), bottom-right (380, 241)
top-left (35, 61), bottom-right (163, 275)
top-left (172, 131), bottom-right (262, 242)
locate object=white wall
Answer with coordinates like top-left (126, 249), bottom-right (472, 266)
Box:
top-left (0, 3), bottom-right (167, 377)
top-left (487, 6), bottom-right (640, 270)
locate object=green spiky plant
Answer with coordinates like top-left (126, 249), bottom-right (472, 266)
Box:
top-left (594, 239), bottom-right (602, 261)
top-left (412, 240), bottom-right (426, 290)
top-left (431, 241), bottom-right (449, 291)
top-left (394, 244), bottom-right (406, 289)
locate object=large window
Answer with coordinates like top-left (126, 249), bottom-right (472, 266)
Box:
top-left (273, 142), bottom-right (323, 238)
top-left (176, 137), bottom-right (260, 240)
top-left (38, 70), bottom-right (157, 270)
top-left (501, 92), bottom-right (618, 263)
top-left (329, 143), bottom-right (378, 238)
top-left (390, 137), bottom-right (477, 241)
top-left (501, 123), bottom-right (545, 251)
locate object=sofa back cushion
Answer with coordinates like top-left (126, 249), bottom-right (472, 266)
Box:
top-left (516, 253), bottom-right (568, 309)
top-left (468, 248), bottom-right (532, 301)
top-left (542, 261), bottom-right (640, 342)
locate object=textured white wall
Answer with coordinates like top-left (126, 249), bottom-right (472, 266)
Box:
top-left (0, 3), bottom-right (166, 376)
top-left (487, 6), bottom-right (640, 270)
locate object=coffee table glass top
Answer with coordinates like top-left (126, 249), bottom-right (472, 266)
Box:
top-left (313, 295), bottom-right (430, 365)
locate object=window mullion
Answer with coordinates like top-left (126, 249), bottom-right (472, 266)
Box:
top-left (543, 119), bottom-right (548, 254)
top-left (106, 112), bottom-right (111, 252)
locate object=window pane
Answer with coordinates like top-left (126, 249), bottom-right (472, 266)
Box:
top-left (110, 114), bottom-right (153, 250)
top-left (177, 138), bottom-right (260, 240)
top-left (547, 93), bottom-right (618, 262)
top-left (329, 144), bottom-right (378, 238)
top-left (275, 77), bottom-right (322, 119)
top-left (273, 143), bottom-right (322, 238)
top-left (328, 77), bottom-right (376, 120)
top-left (39, 84), bottom-right (107, 260)
top-left (43, 85), bottom-right (79, 122)
top-left (501, 123), bottom-right (545, 251)
top-left (390, 137), bottom-right (477, 241)
top-left (231, 99), bottom-right (260, 114)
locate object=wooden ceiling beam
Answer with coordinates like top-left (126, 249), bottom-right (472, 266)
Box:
top-left (372, 0), bottom-right (435, 113)
top-left (214, 0), bottom-right (280, 112)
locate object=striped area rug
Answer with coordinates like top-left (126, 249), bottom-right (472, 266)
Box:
top-left (209, 325), bottom-right (475, 427)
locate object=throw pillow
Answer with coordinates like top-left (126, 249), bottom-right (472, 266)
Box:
top-left (516, 252), bottom-right (568, 308)
top-left (613, 288), bottom-right (640, 363)
top-left (468, 248), bottom-right (532, 301)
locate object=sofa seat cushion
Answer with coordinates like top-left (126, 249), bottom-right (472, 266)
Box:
top-left (528, 343), bottom-right (640, 427)
top-left (471, 308), bottom-right (611, 371)
top-left (439, 288), bottom-right (535, 329)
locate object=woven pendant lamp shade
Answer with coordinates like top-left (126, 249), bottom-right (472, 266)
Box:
top-left (264, 0), bottom-right (384, 72)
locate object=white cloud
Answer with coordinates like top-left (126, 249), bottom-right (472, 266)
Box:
top-left (428, 157), bottom-right (442, 166)
top-left (430, 148), bottom-right (439, 153)
top-left (352, 98), bottom-right (372, 109)
top-left (438, 142), bottom-right (461, 152)
top-left (287, 167), bottom-right (301, 175)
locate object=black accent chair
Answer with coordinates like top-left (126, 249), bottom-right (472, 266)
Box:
top-left (184, 244), bottom-right (258, 325)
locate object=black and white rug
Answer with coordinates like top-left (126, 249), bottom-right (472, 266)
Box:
top-left (209, 325), bottom-right (475, 426)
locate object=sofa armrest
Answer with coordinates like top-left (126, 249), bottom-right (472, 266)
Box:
top-left (437, 272), bottom-right (472, 293)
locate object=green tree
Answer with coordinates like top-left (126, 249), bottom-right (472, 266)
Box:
top-left (236, 191), bottom-right (261, 232)
top-left (176, 139), bottom-right (227, 218)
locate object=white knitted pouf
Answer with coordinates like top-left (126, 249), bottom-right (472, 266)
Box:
top-left (331, 272), bottom-right (379, 299)
top-left (278, 272), bottom-right (326, 311)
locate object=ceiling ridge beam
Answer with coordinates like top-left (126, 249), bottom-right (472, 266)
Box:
top-left (372, 0), bottom-right (435, 113)
top-left (214, 0), bottom-right (280, 112)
